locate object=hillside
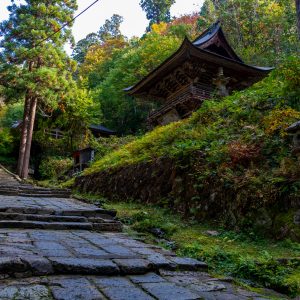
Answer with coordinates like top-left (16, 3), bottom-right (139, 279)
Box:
top-left (74, 56), bottom-right (300, 238)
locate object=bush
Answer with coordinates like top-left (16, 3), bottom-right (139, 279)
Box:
top-left (0, 102), bottom-right (24, 128)
top-left (90, 135), bottom-right (135, 159)
top-left (39, 156), bottom-right (73, 179)
top-left (0, 128), bottom-right (13, 156)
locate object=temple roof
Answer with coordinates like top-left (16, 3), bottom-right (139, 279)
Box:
top-left (126, 22), bottom-right (273, 96)
top-left (192, 21), bottom-right (243, 62)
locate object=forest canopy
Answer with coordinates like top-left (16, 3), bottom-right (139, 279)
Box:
top-left (73, 0), bottom-right (298, 134)
top-left (0, 0), bottom-right (299, 176)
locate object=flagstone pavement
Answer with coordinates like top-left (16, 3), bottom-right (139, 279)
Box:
top-left (0, 167), bottom-right (289, 299)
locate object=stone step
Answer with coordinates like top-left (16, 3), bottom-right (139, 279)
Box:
top-left (0, 255), bottom-right (208, 279)
top-left (93, 222), bottom-right (123, 232)
top-left (18, 193), bottom-right (71, 198)
top-left (19, 192), bottom-right (71, 196)
top-left (0, 207), bottom-right (56, 215)
top-left (0, 190), bottom-right (19, 196)
top-left (0, 187), bottom-right (72, 198)
top-left (0, 219), bottom-right (122, 232)
top-left (88, 216), bottom-right (116, 222)
top-left (0, 212), bottom-right (88, 223)
top-left (19, 187), bottom-right (71, 193)
top-left (0, 186), bottom-right (19, 190)
top-left (0, 220), bottom-right (93, 230)
top-left (60, 209), bottom-right (117, 218)
top-left (0, 207), bottom-right (117, 218)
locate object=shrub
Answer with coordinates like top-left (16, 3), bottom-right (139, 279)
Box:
top-left (0, 128), bottom-right (13, 156)
top-left (39, 156), bottom-right (73, 179)
top-left (90, 135), bottom-right (135, 159)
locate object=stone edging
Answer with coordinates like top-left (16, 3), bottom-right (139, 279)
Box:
top-left (0, 164), bottom-right (23, 183)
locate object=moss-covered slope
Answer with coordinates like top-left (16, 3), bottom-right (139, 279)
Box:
top-left (75, 56), bottom-right (300, 237)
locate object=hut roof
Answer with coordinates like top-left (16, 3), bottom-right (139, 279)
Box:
top-left (89, 124), bottom-right (117, 136)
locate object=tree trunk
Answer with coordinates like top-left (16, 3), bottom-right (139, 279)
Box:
top-left (17, 95), bottom-right (31, 177)
top-left (20, 97), bottom-right (37, 179)
top-left (296, 0), bottom-right (300, 39)
top-left (17, 61), bottom-right (33, 177)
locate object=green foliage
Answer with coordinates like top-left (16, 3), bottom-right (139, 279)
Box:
top-left (0, 0), bottom-right (78, 108)
top-left (139, 0), bottom-right (176, 29)
top-left (82, 30), bottom-right (182, 133)
top-left (0, 102), bottom-right (23, 128)
top-left (90, 135), bottom-right (135, 160)
top-left (98, 14), bottom-right (124, 42)
top-left (72, 33), bottom-right (99, 64)
top-left (39, 156), bottom-right (73, 180)
top-left (72, 14), bottom-right (124, 64)
top-left (0, 128), bottom-right (13, 156)
top-left (199, 0), bottom-right (298, 66)
top-left (0, 0), bottom-right (97, 156)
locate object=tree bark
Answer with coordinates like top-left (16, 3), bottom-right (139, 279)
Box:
top-left (17, 61), bottom-right (33, 177)
top-left (296, 0), bottom-right (300, 39)
top-left (21, 97), bottom-right (37, 179)
top-left (17, 95), bottom-right (31, 177)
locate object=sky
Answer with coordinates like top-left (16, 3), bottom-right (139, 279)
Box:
top-left (0, 0), bottom-right (204, 44)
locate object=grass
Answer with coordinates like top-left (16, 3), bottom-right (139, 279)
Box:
top-left (98, 200), bottom-right (300, 298)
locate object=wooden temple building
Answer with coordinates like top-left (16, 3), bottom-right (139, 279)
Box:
top-left (125, 22), bottom-right (273, 127)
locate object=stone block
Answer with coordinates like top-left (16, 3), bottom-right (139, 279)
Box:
top-left (167, 256), bottom-right (208, 271)
top-left (113, 258), bottom-right (152, 274)
top-left (92, 276), bottom-right (133, 288)
top-left (189, 282), bottom-right (227, 292)
top-left (100, 245), bottom-right (135, 256)
top-left (73, 247), bottom-right (108, 257)
top-left (101, 286), bottom-right (154, 300)
top-left (141, 282), bottom-right (200, 300)
top-left (50, 277), bottom-right (104, 300)
top-left (49, 257), bottom-right (120, 275)
top-left (24, 256), bottom-right (54, 275)
top-left (0, 284), bottom-right (51, 300)
top-left (129, 272), bottom-right (166, 284)
top-left (0, 257), bottom-right (27, 274)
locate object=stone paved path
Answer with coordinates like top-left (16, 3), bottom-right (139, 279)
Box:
top-left (0, 167), bottom-right (290, 299)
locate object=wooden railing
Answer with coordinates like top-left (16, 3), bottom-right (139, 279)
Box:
top-left (148, 84), bottom-right (212, 120)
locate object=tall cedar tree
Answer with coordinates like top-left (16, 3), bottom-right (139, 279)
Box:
top-left (0, 0), bottom-right (77, 178)
top-left (139, 0), bottom-right (175, 29)
top-left (297, 0), bottom-right (300, 38)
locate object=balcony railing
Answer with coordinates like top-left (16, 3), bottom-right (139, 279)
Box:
top-left (148, 84), bottom-right (212, 120)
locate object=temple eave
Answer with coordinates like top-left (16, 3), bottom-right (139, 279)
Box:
top-left (127, 41), bottom-right (272, 97)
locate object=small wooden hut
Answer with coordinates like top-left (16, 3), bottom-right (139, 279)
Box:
top-left (73, 147), bottom-right (95, 172)
top-left (72, 125), bottom-right (116, 172)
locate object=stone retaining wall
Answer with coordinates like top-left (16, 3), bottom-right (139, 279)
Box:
top-left (75, 155), bottom-right (300, 240)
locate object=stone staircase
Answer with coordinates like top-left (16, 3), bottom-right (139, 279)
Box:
top-left (0, 185), bottom-right (72, 198)
top-left (0, 168), bottom-right (72, 198)
top-left (0, 166), bottom-right (122, 232)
